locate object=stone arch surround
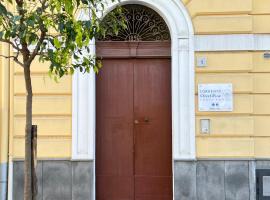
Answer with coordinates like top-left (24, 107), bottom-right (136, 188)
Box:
top-left (72, 0), bottom-right (195, 199)
top-left (72, 0), bottom-right (195, 162)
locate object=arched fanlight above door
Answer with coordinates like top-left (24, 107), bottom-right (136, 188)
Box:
top-left (98, 4), bottom-right (171, 41)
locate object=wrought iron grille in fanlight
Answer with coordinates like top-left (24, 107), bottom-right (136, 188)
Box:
top-left (98, 5), bottom-right (171, 41)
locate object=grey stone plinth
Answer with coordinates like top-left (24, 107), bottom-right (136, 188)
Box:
top-left (249, 161), bottom-right (256, 200)
top-left (0, 163), bottom-right (8, 200)
top-left (13, 160), bottom-right (270, 200)
top-left (13, 161), bottom-right (42, 200)
top-left (174, 161), bottom-right (196, 200)
top-left (13, 161), bottom-right (94, 200)
top-left (72, 162), bottom-right (94, 200)
top-left (13, 162), bottom-right (23, 200)
top-left (256, 161), bottom-right (270, 169)
top-left (197, 161), bottom-right (225, 200)
top-left (225, 161), bottom-right (249, 200)
top-left (43, 161), bottom-right (72, 200)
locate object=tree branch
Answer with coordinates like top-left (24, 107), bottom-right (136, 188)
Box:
top-left (25, 0), bottom-right (49, 66)
top-left (0, 38), bottom-right (23, 66)
top-left (15, 0), bottom-right (31, 63)
top-left (0, 54), bottom-right (16, 59)
top-left (0, 54), bottom-right (24, 67)
top-left (26, 29), bottom-right (46, 66)
top-left (0, 38), bottom-right (21, 52)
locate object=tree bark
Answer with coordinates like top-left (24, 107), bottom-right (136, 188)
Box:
top-left (31, 125), bottom-right (38, 200)
top-left (23, 65), bottom-right (33, 200)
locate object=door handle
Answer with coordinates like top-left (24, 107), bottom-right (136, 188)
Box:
top-left (134, 118), bottom-right (150, 125)
top-left (144, 117), bottom-right (150, 123)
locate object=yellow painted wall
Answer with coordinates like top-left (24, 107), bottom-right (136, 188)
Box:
top-left (7, 0), bottom-right (270, 159)
top-left (0, 42), bottom-right (10, 165)
top-left (186, 0), bottom-right (270, 34)
top-left (11, 57), bottom-right (72, 159)
top-left (186, 0), bottom-right (270, 158)
top-left (196, 52), bottom-right (270, 158)
top-left (0, 44), bottom-right (3, 162)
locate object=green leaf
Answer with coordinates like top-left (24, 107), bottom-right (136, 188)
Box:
top-left (53, 75), bottom-right (59, 83)
top-left (53, 38), bottom-right (61, 48)
top-left (28, 33), bottom-right (38, 44)
top-left (64, 0), bottom-right (73, 15)
top-left (0, 3), bottom-right (7, 16)
top-left (13, 15), bottom-right (21, 21)
top-left (70, 67), bottom-right (74, 75)
top-left (81, 0), bottom-right (88, 4)
top-left (76, 31), bottom-right (83, 47)
top-left (0, 0), bottom-right (125, 81)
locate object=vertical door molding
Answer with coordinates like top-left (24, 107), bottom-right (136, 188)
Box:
top-left (72, 0), bottom-right (195, 161)
top-left (72, 68), bottom-right (96, 160)
top-left (72, 42), bottom-right (96, 160)
top-left (173, 37), bottom-right (195, 160)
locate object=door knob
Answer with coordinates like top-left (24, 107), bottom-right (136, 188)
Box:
top-left (144, 117), bottom-right (149, 123)
top-left (134, 118), bottom-right (150, 124)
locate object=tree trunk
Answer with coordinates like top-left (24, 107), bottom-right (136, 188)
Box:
top-left (23, 65), bottom-right (34, 200)
top-left (31, 125), bottom-right (38, 200)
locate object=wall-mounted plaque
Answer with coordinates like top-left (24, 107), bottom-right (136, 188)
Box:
top-left (198, 84), bottom-right (233, 112)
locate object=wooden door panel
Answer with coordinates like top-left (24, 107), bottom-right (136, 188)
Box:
top-left (96, 59), bottom-right (134, 200)
top-left (133, 124), bottom-right (172, 175)
top-left (96, 57), bottom-right (172, 200)
top-left (97, 176), bottom-right (134, 200)
top-left (135, 176), bottom-right (172, 200)
top-left (134, 59), bottom-right (172, 200)
top-left (133, 59), bottom-right (171, 122)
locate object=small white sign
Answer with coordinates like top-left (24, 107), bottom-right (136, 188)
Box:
top-left (198, 84), bottom-right (233, 112)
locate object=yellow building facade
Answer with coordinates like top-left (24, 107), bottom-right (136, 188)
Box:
top-left (1, 0), bottom-right (270, 199)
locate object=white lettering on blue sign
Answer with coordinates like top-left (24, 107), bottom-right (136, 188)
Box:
top-left (198, 84), bottom-right (233, 112)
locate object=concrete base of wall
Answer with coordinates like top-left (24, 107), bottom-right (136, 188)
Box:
top-left (12, 160), bottom-right (270, 200)
top-left (13, 161), bottom-right (94, 200)
top-left (174, 161), bottom-right (253, 200)
top-left (174, 160), bottom-right (270, 200)
top-left (0, 163), bottom-right (8, 200)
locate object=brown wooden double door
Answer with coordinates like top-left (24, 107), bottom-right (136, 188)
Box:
top-left (96, 57), bottom-right (172, 200)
